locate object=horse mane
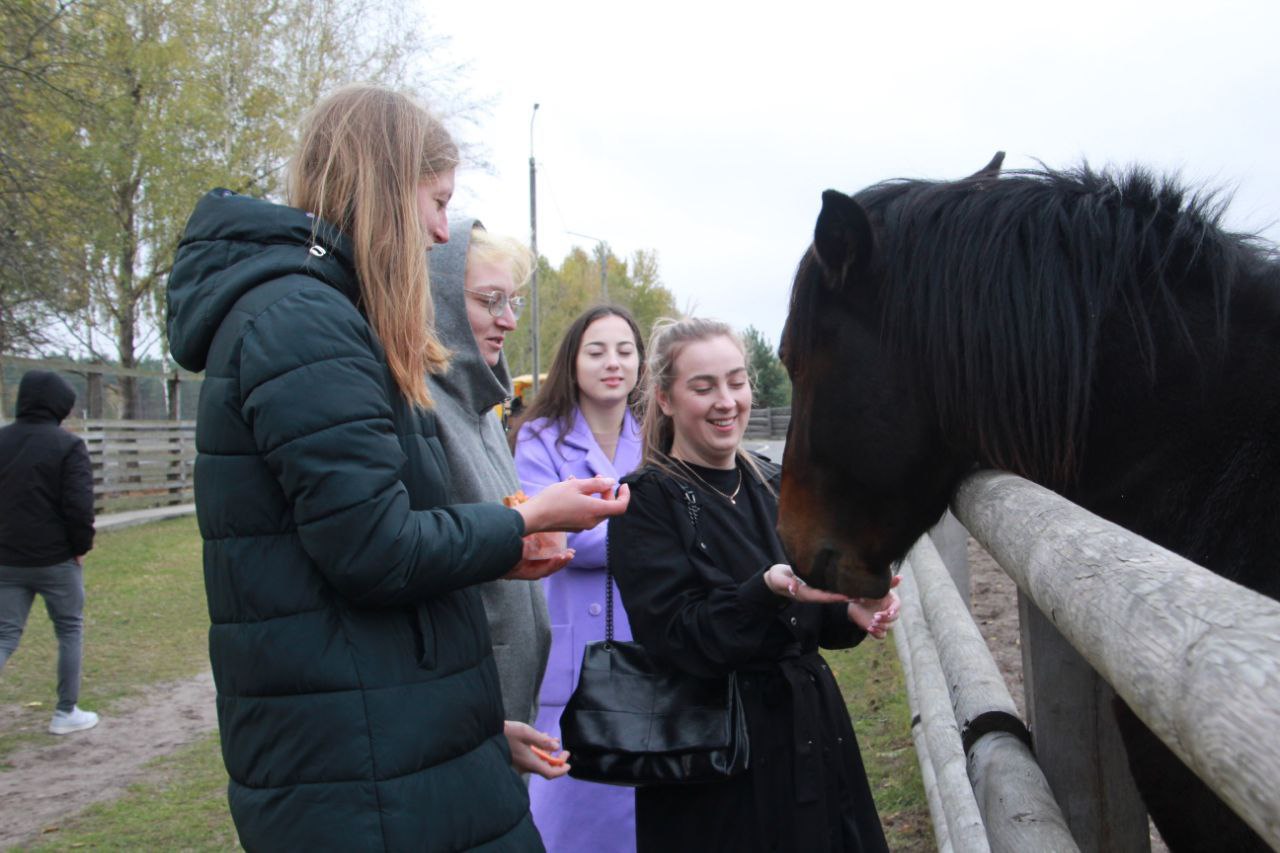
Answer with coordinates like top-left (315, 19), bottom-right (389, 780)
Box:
top-left (854, 165), bottom-right (1274, 485)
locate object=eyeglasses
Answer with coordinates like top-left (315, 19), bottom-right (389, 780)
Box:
top-left (464, 289), bottom-right (526, 319)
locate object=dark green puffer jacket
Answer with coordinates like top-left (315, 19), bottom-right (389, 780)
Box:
top-left (167, 189), bottom-right (543, 852)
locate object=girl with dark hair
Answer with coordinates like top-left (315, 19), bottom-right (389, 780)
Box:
top-left (513, 305), bottom-right (646, 852)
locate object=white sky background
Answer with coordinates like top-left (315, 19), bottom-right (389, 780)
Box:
top-left (425, 0), bottom-right (1280, 347)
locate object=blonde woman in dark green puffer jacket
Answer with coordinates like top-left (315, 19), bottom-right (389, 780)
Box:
top-left (166, 85), bottom-right (628, 852)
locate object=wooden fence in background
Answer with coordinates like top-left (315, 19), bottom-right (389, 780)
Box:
top-left (745, 406), bottom-right (790, 439)
top-left (69, 419), bottom-right (196, 514)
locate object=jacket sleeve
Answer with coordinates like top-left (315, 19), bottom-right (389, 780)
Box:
top-left (60, 438), bottom-right (96, 556)
top-left (609, 475), bottom-right (789, 678)
top-left (238, 285), bottom-right (524, 607)
top-left (513, 423), bottom-right (608, 569)
top-left (818, 603), bottom-right (865, 650)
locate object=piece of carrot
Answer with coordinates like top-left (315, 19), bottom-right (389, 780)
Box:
top-left (530, 745), bottom-right (567, 766)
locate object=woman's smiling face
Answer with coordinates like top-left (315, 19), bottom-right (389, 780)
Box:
top-left (659, 334), bottom-right (752, 469)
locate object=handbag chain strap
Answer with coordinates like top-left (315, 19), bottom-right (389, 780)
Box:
top-left (605, 479), bottom-right (700, 646)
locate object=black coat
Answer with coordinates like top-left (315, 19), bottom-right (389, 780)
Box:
top-left (167, 189), bottom-right (542, 852)
top-left (610, 460), bottom-right (889, 853)
top-left (0, 370), bottom-right (95, 567)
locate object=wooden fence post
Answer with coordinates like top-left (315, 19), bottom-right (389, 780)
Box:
top-left (86, 371), bottom-right (104, 418)
top-left (1019, 597), bottom-right (1150, 852)
top-left (167, 371), bottom-right (180, 420)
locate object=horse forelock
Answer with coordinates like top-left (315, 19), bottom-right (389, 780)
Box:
top-left (856, 165), bottom-right (1255, 486)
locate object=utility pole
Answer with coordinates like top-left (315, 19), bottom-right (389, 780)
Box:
top-left (529, 103), bottom-right (540, 395)
top-left (567, 231), bottom-right (609, 300)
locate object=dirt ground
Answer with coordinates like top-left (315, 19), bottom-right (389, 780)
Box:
top-left (0, 671), bottom-right (217, 848)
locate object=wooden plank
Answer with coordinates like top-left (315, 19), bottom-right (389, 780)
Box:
top-left (907, 536), bottom-right (1078, 853)
top-left (897, 560), bottom-right (993, 853)
top-left (953, 471), bottom-right (1280, 849)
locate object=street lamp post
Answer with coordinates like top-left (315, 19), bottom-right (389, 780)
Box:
top-left (528, 103), bottom-right (540, 395)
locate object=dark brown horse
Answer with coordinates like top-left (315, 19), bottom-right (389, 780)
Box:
top-left (778, 155), bottom-right (1279, 851)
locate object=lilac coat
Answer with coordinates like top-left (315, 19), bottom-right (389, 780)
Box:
top-left (514, 409), bottom-right (641, 853)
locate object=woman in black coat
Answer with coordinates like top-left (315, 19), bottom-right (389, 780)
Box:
top-left (609, 318), bottom-right (898, 853)
top-left (166, 85), bottom-right (628, 852)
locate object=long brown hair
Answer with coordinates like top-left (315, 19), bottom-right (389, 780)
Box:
top-left (639, 317), bottom-right (772, 490)
top-left (514, 305), bottom-right (645, 447)
top-left (288, 84), bottom-right (457, 408)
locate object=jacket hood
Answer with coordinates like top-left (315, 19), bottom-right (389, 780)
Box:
top-left (427, 218), bottom-right (513, 413)
top-left (166, 189), bottom-right (358, 372)
top-left (16, 370), bottom-right (76, 423)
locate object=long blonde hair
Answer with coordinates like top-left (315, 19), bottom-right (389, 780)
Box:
top-left (639, 317), bottom-right (772, 489)
top-left (288, 84), bottom-right (457, 408)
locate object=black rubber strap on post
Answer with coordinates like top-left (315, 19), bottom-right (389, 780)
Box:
top-left (961, 710), bottom-right (1034, 754)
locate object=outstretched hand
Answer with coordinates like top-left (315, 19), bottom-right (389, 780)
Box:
top-left (503, 548), bottom-right (576, 581)
top-left (847, 575), bottom-right (901, 639)
top-left (763, 564), bottom-right (852, 605)
top-left (515, 477), bottom-right (630, 534)
top-left (504, 720), bottom-right (571, 779)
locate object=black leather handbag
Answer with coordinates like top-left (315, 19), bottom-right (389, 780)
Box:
top-left (559, 483), bottom-right (750, 787)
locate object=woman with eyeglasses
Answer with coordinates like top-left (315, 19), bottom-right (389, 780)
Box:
top-left (426, 219), bottom-right (574, 782)
top-left (512, 305), bottom-right (646, 852)
top-left (166, 86), bottom-right (628, 850)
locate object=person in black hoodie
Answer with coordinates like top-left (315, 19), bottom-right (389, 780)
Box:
top-left (0, 369), bottom-right (99, 735)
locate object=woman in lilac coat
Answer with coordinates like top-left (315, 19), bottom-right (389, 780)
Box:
top-left (514, 305), bottom-right (646, 853)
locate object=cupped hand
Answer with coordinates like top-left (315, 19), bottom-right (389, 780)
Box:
top-left (847, 575), bottom-right (902, 639)
top-left (504, 720), bottom-right (572, 779)
top-left (763, 564), bottom-right (851, 605)
top-left (503, 548), bottom-right (575, 581)
top-left (515, 477), bottom-right (630, 534)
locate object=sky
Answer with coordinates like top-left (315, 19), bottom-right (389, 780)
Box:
top-left (425, 0), bottom-right (1280, 347)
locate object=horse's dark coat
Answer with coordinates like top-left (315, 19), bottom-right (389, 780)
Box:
top-left (780, 160), bottom-right (1280, 852)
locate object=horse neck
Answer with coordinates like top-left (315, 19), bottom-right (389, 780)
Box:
top-left (1070, 270), bottom-right (1280, 599)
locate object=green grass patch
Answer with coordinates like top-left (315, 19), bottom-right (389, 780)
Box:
top-left (24, 731), bottom-right (239, 852)
top-left (0, 516), bottom-right (207, 757)
top-left (829, 634), bottom-right (936, 852)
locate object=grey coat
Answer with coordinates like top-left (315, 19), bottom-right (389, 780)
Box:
top-left (428, 219), bottom-right (551, 725)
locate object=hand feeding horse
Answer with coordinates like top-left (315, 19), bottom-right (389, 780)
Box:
top-left (777, 154), bottom-right (1279, 852)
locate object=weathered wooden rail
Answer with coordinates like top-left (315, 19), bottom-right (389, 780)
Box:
top-left (902, 470), bottom-right (1280, 851)
top-left (744, 406), bottom-right (790, 439)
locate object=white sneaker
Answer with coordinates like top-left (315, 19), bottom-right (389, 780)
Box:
top-left (49, 706), bottom-right (100, 735)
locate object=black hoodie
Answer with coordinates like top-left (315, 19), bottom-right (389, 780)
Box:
top-left (0, 370), bottom-right (96, 566)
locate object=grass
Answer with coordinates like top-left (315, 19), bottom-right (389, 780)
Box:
top-left (829, 635), bottom-right (937, 852)
top-left (2, 515), bottom-right (936, 851)
top-left (0, 516), bottom-right (207, 758)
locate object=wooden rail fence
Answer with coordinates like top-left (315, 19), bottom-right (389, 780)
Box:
top-left (902, 471), bottom-right (1280, 851)
top-left (745, 406), bottom-right (790, 439)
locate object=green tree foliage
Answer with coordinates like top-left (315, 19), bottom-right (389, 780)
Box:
top-left (743, 325), bottom-right (791, 408)
top-left (1, 0), bottom-right (468, 415)
top-left (505, 246), bottom-right (680, 380)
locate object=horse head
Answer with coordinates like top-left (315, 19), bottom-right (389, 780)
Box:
top-left (777, 156), bottom-right (1007, 597)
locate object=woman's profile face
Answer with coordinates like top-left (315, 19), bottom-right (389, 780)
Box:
top-left (417, 170), bottom-right (455, 246)
top-left (574, 314), bottom-right (640, 409)
top-left (465, 258), bottom-right (520, 368)
top-left (658, 334), bottom-right (752, 469)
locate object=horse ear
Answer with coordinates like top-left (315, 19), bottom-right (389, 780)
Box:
top-left (814, 189), bottom-right (874, 281)
top-left (969, 151), bottom-right (1005, 179)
